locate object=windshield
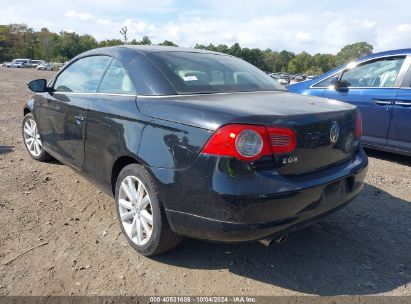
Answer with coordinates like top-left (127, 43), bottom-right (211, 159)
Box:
top-left (146, 52), bottom-right (284, 94)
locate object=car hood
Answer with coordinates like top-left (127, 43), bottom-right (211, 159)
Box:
top-left (136, 91), bottom-right (355, 131)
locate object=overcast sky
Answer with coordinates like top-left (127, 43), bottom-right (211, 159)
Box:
top-left (2, 0), bottom-right (411, 54)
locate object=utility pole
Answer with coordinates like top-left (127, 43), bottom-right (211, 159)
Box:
top-left (120, 27), bottom-right (128, 45)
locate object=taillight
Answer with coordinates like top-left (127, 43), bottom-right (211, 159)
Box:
top-left (266, 127), bottom-right (297, 154)
top-left (202, 124), bottom-right (297, 162)
top-left (202, 125), bottom-right (271, 161)
top-left (355, 113), bottom-right (362, 139)
top-left (235, 129), bottom-right (264, 158)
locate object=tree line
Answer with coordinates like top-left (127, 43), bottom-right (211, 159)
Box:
top-left (0, 23), bottom-right (374, 75)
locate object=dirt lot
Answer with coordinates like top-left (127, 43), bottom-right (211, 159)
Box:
top-left (0, 67), bottom-right (410, 296)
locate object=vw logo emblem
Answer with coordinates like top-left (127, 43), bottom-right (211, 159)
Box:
top-left (330, 121), bottom-right (340, 144)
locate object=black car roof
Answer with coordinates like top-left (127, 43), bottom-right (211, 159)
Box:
top-left (81, 45), bottom-right (226, 57)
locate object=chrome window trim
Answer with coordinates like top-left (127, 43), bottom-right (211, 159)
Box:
top-left (136, 90), bottom-right (283, 98)
top-left (45, 90), bottom-right (284, 98)
top-left (51, 92), bottom-right (138, 97)
top-left (310, 54), bottom-right (411, 89)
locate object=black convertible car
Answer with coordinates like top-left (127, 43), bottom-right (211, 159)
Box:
top-left (23, 46), bottom-right (368, 256)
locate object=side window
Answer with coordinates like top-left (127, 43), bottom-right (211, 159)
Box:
top-left (340, 57), bottom-right (405, 88)
top-left (313, 75), bottom-right (335, 87)
top-left (54, 56), bottom-right (111, 93)
top-left (403, 64), bottom-right (411, 87)
top-left (98, 59), bottom-right (136, 94)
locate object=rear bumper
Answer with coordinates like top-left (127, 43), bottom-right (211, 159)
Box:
top-left (150, 148), bottom-right (368, 242)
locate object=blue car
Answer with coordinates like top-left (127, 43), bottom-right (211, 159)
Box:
top-left (288, 49), bottom-right (411, 156)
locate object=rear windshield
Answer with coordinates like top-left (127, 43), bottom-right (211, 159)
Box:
top-left (146, 52), bottom-right (284, 94)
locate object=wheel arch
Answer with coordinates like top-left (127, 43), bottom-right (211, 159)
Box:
top-left (23, 107), bottom-right (31, 116)
top-left (111, 155), bottom-right (143, 196)
top-left (23, 98), bottom-right (35, 117)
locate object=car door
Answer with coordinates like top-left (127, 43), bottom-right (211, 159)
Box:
top-left (82, 58), bottom-right (140, 191)
top-left (322, 56), bottom-right (407, 148)
top-left (388, 57), bottom-right (411, 154)
top-left (35, 55), bottom-right (112, 170)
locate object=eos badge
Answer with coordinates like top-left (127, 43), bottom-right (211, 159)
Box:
top-left (282, 156), bottom-right (299, 164)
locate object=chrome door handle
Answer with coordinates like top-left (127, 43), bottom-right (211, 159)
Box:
top-left (374, 100), bottom-right (394, 106)
top-left (74, 115), bottom-right (85, 124)
top-left (395, 100), bottom-right (411, 107)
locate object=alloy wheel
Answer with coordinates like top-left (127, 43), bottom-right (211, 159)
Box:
top-left (23, 118), bottom-right (42, 157)
top-left (118, 176), bottom-right (153, 246)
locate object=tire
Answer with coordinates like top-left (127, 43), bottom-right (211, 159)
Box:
top-left (22, 113), bottom-right (52, 162)
top-left (115, 164), bottom-right (182, 256)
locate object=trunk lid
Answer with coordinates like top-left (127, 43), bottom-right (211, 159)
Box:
top-left (137, 91), bottom-right (359, 175)
top-left (269, 110), bottom-right (359, 176)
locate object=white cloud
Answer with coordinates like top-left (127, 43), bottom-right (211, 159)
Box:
top-left (375, 24), bottom-right (411, 52)
top-left (66, 10), bottom-right (112, 25)
top-left (1, 1), bottom-right (411, 54)
top-left (295, 32), bottom-right (312, 43)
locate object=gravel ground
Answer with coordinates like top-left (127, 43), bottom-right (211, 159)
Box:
top-left (0, 67), bottom-right (410, 296)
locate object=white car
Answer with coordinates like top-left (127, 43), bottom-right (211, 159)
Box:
top-left (10, 61), bottom-right (27, 68)
top-left (278, 77), bottom-right (290, 85)
top-left (30, 60), bottom-right (46, 68)
top-left (36, 63), bottom-right (53, 71)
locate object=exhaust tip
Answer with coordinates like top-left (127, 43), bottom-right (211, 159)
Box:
top-left (258, 234), bottom-right (288, 247)
top-left (275, 234), bottom-right (288, 244)
top-left (259, 238), bottom-right (273, 247)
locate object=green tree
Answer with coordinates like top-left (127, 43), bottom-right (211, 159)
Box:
top-left (99, 39), bottom-right (123, 47)
top-left (336, 42), bottom-right (373, 65)
top-left (0, 22), bottom-right (374, 73)
top-left (158, 40), bottom-right (178, 46)
top-left (287, 59), bottom-right (298, 74)
top-left (262, 49), bottom-right (279, 72)
top-left (79, 34), bottom-right (98, 52)
top-left (52, 31), bottom-right (84, 60)
top-left (241, 48), bottom-right (267, 70)
top-left (278, 50), bottom-right (295, 72)
top-left (0, 25), bottom-right (13, 61)
top-left (130, 36), bottom-right (152, 45)
top-left (215, 44), bottom-right (229, 54)
top-left (311, 53), bottom-right (336, 74)
top-left (289, 51), bottom-right (312, 73)
top-left (228, 43), bottom-right (242, 58)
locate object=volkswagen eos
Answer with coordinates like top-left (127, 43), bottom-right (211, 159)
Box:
top-left (23, 46), bottom-right (368, 256)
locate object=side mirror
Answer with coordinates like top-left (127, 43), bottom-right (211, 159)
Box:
top-left (331, 76), bottom-right (339, 86)
top-left (331, 76), bottom-right (349, 91)
top-left (28, 79), bottom-right (48, 92)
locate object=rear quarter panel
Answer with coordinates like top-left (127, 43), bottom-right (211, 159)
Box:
top-left (83, 94), bottom-right (212, 195)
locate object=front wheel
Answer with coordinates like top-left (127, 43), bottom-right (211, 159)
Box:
top-left (22, 113), bottom-right (52, 162)
top-left (115, 164), bottom-right (182, 256)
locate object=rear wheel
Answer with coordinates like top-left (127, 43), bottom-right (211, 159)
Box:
top-left (115, 164), bottom-right (182, 256)
top-left (22, 113), bottom-right (51, 162)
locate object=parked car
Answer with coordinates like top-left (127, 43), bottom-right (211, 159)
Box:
top-left (278, 75), bottom-right (290, 85)
top-left (305, 75), bottom-right (316, 81)
top-left (10, 61), bottom-right (26, 68)
top-left (10, 58), bottom-right (30, 68)
top-left (1, 62), bottom-right (10, 67)
top-left (23, 46), bottom-right (367, 256)
top-left (269, 73), bottom-right (280, 81)
top-left (288, 48), bottom-right (411, 156)
top-left (36, 63), bottom-right (53, 71)
top-left (293, 75), bottom-right (305, 82)
top-left (30, 60), bottom-right (46, 68)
